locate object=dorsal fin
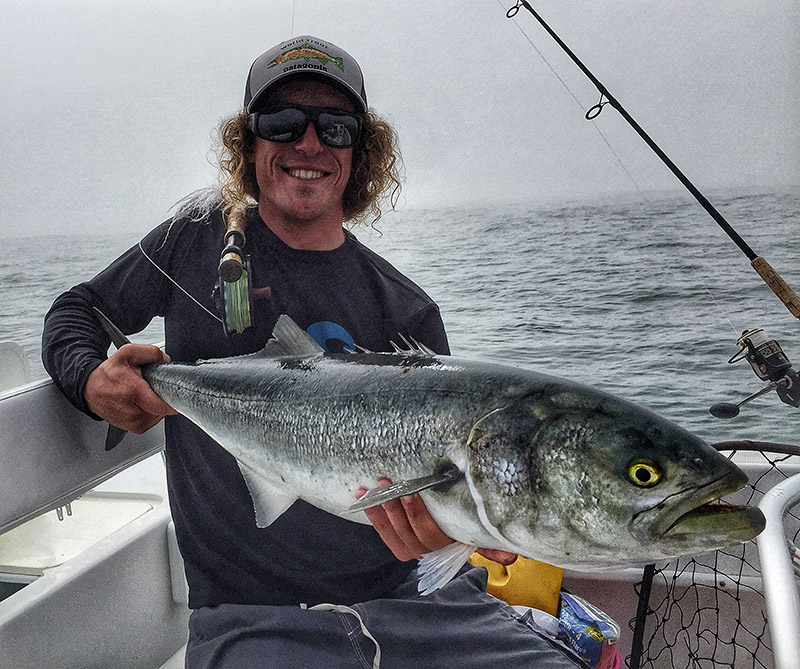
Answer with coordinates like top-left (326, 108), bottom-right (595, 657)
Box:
top-left (389, 333), bottom-right (436, 358)
top-left (259, 314), bottom-right (324, 358)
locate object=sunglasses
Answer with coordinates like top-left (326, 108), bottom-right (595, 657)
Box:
top-left (248, 104), bottom-right (363, 149)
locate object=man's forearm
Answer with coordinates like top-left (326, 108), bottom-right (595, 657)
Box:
top-left (42, 286), bottom-right (110, 415)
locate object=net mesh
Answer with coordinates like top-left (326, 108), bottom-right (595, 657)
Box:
top-left (628, 448), bottom-right (800, 669)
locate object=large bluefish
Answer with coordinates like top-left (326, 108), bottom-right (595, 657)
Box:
top-left (100, 311), bottom-right (765, 594)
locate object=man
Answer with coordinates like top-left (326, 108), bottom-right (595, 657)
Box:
top-left (42, 36), bottom-right (585, 668)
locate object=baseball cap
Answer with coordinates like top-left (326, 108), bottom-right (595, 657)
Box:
top-left (244, 36), bottom-right (368, 113)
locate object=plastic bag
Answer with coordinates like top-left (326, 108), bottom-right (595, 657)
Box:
top-left (557, 591), bottom-right (621, 669)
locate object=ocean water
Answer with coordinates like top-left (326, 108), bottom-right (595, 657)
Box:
top-left (3, 188), bottom-right (799, 445)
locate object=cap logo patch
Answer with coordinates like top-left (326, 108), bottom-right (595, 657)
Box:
top-left (268, 43), bottom-right (345, 72)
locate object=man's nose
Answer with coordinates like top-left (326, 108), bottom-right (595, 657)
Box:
top-left (294, 122), bottom-right (324, 155)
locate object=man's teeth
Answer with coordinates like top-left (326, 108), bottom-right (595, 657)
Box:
top-left (288, 168), bottom-right (325, 180)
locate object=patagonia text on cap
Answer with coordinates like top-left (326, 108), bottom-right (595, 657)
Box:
top-left (244, 36), bottom-right (367, 113)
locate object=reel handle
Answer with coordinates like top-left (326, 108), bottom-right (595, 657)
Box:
top-left (710, 381), bottom-right (780, 419)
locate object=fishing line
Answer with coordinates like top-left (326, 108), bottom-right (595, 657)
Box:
top-left (702, 286), bottom-right (739, 337)
top-left (497, 0), bottom-right (643, 194)
top-left (137, 241), bottom-right (224, 324)
top-left (504, 0), bottom-right (800, 321)
top-left (501, 0), bottom-right (740, 337)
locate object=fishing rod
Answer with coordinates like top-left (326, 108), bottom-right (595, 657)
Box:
top-left (506, 0), bottom-right (800, 322)
top-left (505, 0), bottom-right (800, 418)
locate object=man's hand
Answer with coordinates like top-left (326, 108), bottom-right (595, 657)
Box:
top-left (356, 478), bottom-right (518, 566)
top-left (84, 344), bottom-right (177, 433)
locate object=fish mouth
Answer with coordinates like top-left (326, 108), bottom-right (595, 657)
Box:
top-left (661, 501), bottom-right (765, 541)
top-left (633, 469), bottom-right (766, 543)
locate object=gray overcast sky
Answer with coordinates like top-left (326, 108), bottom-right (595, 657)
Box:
top-left (1, 0), bottom-right (798, 236)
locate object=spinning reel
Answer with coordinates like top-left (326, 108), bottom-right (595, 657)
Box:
top-left (710, 329), bottom-right (800, 419)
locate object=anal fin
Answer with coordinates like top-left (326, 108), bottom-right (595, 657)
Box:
top-left (237, 460), bottom-right (297, 527)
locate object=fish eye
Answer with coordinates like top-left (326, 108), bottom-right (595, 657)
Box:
top-left (627, 459), bottom-right (662, 487)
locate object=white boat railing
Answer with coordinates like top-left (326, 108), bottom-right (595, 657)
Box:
top-left (756, 471), bottom-right (800, 669)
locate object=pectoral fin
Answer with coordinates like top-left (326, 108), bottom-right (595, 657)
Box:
top-left (237, 461), bottom-right (297, 527)
top-left (417, 541), bottom-right (477, 595)
top-left (346, 464), bottom-right (463, 513)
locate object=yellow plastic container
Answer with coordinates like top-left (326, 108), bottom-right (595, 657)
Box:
top-left (469, 553), bottom-right (563, 616)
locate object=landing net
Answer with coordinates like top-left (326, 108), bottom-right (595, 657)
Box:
top-left (627, 446), bottom-right (800, 669)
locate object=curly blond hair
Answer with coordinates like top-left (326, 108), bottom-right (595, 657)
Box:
top-left (216, 109), bottom-right (403, 227)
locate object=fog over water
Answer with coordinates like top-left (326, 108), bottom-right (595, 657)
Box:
top-left (1, 0), bottom-right (797, 237)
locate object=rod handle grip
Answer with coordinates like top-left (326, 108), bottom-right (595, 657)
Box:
top-left (218, 204), bottom-right (248, 282)
top-left (225, 205), bottom-right (247, 243)
top-left (751, 256), bottom-right (800, 319)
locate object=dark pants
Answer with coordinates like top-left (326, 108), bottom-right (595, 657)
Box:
top-left (186, 566), bottom-right (588, 668)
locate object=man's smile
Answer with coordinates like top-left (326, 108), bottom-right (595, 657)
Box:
top-left (284, 167), bottom-right (328, 180)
